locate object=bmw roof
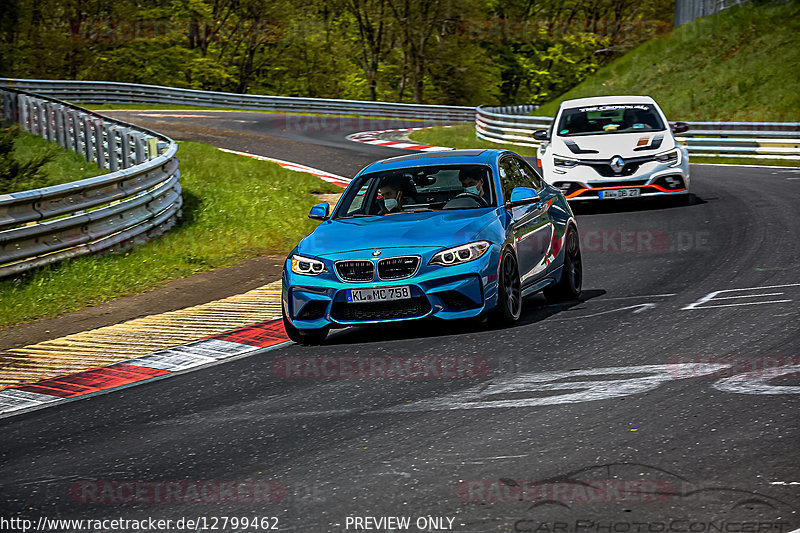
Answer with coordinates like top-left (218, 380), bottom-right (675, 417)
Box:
top-left (560, 95), bottom-right (657, 107)
top-left (359, 149), bottom-right (502, 174)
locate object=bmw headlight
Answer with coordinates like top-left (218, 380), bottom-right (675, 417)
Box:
top-left (291, 255), bottom-right (327, 275)
top-left (553, 155), bottom-right (579, 168)
top-left (430, 241), bottom-right (491, 266)
top-left (655, 148), bottom-right (681, 167)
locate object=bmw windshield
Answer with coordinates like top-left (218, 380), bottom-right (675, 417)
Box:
top-left (557, 104), bottom-right (666, 137)
top-left (333, 165), bottom-right (496, 219)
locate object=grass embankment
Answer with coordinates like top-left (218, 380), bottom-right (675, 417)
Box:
top-left (534, 1), bottom-right (800, 122)
top-left (0, 141), bottom-right (339, 327)
top-left (412, 2), bottom-right (800, 166)
top-left (5, 129), bottom-right (107, 192)
top-left (409, 125), bottom-right (539, 157)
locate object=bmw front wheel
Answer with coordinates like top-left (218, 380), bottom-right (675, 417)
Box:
top-left (544, 225), bottom-right (582, 303)
top-left (491, 249), bottom-right (522, 324)
top-left (282, 308), bottom-right (329, 345)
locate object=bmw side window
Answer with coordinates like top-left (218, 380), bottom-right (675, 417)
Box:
top-left (499, 157), bottom-right (526, 200)
top-left (515, 158), bottom-right (544, 191)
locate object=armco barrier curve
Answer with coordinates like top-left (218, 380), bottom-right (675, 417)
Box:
top-left (0, 78), bottom-right (476, 122)
top-left (0, 87), bottom-right (181, 278)
top-left (475, 106), bottom-right (800, 161)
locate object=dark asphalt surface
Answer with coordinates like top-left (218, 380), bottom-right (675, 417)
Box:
top-left (1, 112), bottom-right (799, 532)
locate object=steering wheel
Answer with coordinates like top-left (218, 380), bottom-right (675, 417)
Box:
top-left (446, 192), bottom-right (489, 208)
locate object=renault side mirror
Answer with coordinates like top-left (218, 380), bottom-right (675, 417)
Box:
top-left (671, 121), bottom-right (689, 134)
top-left (533, 129), bottom-right (551, 141)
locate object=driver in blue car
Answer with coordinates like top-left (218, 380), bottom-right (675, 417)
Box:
top-left (458, 167), bottom-right (487, 200)
top-left (378, 174), bottom-right (415, 214)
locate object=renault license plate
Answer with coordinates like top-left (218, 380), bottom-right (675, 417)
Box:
top-left (599, 188), bottom-right (640, 199)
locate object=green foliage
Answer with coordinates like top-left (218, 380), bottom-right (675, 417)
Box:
top-left (0, 0), bottom-right (677, 105)
top-left (0, 140), bottom-right (340, 326)
top-left (535, 1), bottom-right (800, 121)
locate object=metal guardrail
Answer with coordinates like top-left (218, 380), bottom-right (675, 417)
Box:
top-left (674, 0), bottom-right (746, 27)
top-left (0, 79), bottom-right (477, 122)
top-left (0, 87), bottom-right (181, 278)
top-left (475, 106), bottom-right (800, 161)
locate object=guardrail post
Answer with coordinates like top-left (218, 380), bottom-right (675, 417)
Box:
top-left (53, 105), bottom-right (64, 147)
top-left (18, 95), bottom-right (30, 131)
top-left (106, 124), bottom-right (119, 172)
top-left (94, 118), bottom-right (106, 169)
top-left (61, 106), bottom-right (71, 149)
top-left (45, 103), bottom-right (56, 142)
top-left (83, 115), bottom-right (94, 162)
top-left (119, 128), bottom-right (132, 168)
top-left (133, 132), bottom-right (146, 164)
top-left (69, 110), bottom-right (81, 153)
top-left (34, 100), bottom-right (44, 136)
top-left (0, 90), bottom-right (11, 123)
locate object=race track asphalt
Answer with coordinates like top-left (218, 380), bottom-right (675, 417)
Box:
top-left (1, 111), bottom-right (798, 532)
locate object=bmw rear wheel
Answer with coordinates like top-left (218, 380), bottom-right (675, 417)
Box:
top-left (282, 308), bottom-right (329, 345)
top-left (544, 225), bottom-right (582, 303)
top-left (491, 249), bottom-right (522, 324)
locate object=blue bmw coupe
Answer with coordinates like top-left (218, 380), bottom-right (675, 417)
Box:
top-left (282, 149), bottom-right (582, 344)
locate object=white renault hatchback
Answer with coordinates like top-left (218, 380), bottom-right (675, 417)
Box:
top-left (534, 95), bottom-right (690, 202)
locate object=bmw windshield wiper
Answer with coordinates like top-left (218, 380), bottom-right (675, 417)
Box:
top-left (337, 213), bottom-right (378, 219)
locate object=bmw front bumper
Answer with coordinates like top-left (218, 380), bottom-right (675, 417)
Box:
top-left (282, 246), bottom-right (502, 330)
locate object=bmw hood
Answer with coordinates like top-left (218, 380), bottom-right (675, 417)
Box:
top-left (551, 131), bottom-right (677, 159)
top-left (298, 210), bottom-right (500, 259)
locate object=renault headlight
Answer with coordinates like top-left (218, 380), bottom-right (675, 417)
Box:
top-left (291, 255), bottom-right (327, 275)
top-left (655, 148), bottom-right (681, 167)
top-left (553, 155), bottom-right (579, 168)
top-left (430, 241), bottom-right (491, 266)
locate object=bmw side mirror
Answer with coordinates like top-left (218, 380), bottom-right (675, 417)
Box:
top-left (309, 202), bottom-right (330, 220)
top-left (533, 129), bottom-right (550, 141)
top-left (506, 187), bottom-right (540, 208)
top-left (671, 121), bottom-right (689, 134)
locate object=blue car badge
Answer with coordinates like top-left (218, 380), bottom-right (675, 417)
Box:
top-left (372, 250), bottom-right (382, 257)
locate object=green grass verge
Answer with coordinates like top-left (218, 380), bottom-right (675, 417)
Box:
top-left (534, 1), bottom-right (800, 122)
top-left (0, 140), bottom-right (340, 327)
top-left (408, 125), bottom-right (539, 157)
top-left (7, 130), bottom-right (107, 192)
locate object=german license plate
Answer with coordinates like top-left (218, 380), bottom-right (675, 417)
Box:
top-left (599, 188), bottom-right (641, 199)
top-left (347, 286), bottom-right (411, 303)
